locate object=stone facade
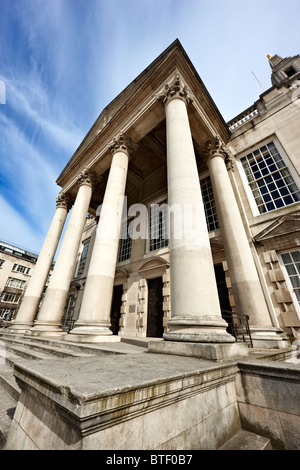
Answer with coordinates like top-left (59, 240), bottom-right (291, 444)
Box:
top-left (10, 40), bottom-right (300, 353)
top-left (0, 241), bottom-right (49, 325)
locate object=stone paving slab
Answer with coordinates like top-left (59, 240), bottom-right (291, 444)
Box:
top-left (13, 352), bottom-right (234, 399)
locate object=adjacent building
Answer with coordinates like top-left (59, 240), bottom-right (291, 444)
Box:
top-left (0, 241), bottom-right (39, 324)
top-left (9, 40), bottom-right (300, 354)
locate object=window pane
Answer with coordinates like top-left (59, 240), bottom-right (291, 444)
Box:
top-left (200, 177), bottom-right (219, 232)
top-left (281, 253), bottom-right (291, 264)
top-left (149, 200), bottom-right (169, 252)
top-left (281, 250), bottom-right (300, 306)
top-left (242, 142), bottom-right (300, 213)
top-left (291, 276), bottom-right (300, 288)
top-left (291, 252), bottom-right (300, 263)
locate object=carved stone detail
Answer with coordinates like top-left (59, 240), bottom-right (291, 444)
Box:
top-left (205, 135), bottom-right (234, 171)
top-left (109, 132), bottom-right (136, 157)
top-left (56, 192), bottom-right (70, 210)
top-left (157, 73), bottom-right (193, 107)
top-left (77, 168), bottom-right (96, 188)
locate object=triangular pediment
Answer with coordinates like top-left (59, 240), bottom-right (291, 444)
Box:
top-left (254, 214), bottom-right (300, 242)
top-left (56, 38), bottom-right (230, 194)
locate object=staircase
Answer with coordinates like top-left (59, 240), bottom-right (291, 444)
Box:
top-left (0, 330), bottom-right (147, 448)
top-left (219, 429), bottom-right (272, 450)
top-left (0, 331), bottom-right (273, 451)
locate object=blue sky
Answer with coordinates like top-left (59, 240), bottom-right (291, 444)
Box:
top-left (0, 0), bottom-right (300, 254)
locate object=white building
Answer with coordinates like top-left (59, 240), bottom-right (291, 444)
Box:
top-left (0, 241), bottom-right (39, 324)
top-left (10, 40), bottom-right (300, 355)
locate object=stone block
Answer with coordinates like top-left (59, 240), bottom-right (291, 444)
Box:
top-left (6, 354), bottom-right (241, 450)
top-left (148, 340), bottom-right (249, 361)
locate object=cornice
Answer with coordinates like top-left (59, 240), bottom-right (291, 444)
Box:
top-left (56, 40), bottom-right (230, 189)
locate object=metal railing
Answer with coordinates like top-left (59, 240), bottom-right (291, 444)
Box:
top-left (62, 319), bottom-right (75, 333)
top-left (221, 309), bottom-right (253, 348)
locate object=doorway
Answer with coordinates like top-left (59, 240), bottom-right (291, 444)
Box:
top-left (147, 277), bottom-right (164, 338)
top-left (214, 264), bottom-right (233, 334)
top-left (110, 285), bottom-right (123, 335)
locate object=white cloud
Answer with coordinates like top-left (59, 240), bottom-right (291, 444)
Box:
top-left (0, 112), bottom-right (60, 232)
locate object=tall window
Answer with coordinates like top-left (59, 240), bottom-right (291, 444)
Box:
top-left (76, 239), bottom-right (90, 277)
top-left (149, 199), bottom-right (168, 252)
top-left (200, 176), bottom-right (219, 232)
top-left (0, 308), bottom-right (15, 320)
top-left (0, 292), bottom-right (21, 303)
top-left (118, 218), bottom-right (133, 262)
top-left (6, 277), bottom-right (26, 289)
top-left (12, 263), bottom-right (30, 274)
top-left (241, 141), bottom-right (300, 214)
top-left (280, 250), bottom-right (300, 306)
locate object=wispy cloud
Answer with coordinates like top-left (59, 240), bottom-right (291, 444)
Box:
top-left (0, 0), bottom-right (300, 254)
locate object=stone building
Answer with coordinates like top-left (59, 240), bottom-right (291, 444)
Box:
top-left (10, 40), bottom-right (300, 354)
top-left (0, 241), bottom-right (40, 323)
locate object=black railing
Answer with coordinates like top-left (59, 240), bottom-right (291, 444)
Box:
top-left (62, 319), bottom-right (75, 333)
top-left (221, 309), bottom-right (253, 348)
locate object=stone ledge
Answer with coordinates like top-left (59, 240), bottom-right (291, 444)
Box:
top-left (12, 354), bottom-right (239, 437)
top-left (148, 340), bottom-right (249, 360)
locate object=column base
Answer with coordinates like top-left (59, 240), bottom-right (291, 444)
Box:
top-left (148, 340), bottom-right (249, 361)
top-left (247, 326), bottom-right (290, 349)
top-left (7, 322), bottom-right (34, 335)
top-left (164, 315), bottom-right (236, 344)
top-left (66, 322), bottom-right (121, 343)
top-left (29, 321), bottom-right (64, 338)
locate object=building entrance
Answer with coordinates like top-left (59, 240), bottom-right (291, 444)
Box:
top-left (110, 285), bottom-right (123, 335)
top-left (214, 264), bottom-right (233, 334)
top-left (147, 277), bottom-right (164, 338)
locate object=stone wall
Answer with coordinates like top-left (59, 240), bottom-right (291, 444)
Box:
top-left (5, 355), bottom-right (241, 450)
top-left (236, 358), bottom-right (300, 449)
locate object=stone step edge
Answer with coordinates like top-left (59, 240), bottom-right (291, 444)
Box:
top-left (0, 337), bottom-right (94, 359)
top-left (219, 428), bottom-right (272, 450)
top-left (0, 364), bottom-right (20, 402)
top-left (0, 332), bottom-right (126, 356)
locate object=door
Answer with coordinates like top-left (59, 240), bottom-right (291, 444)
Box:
top-left (214, 264), bottom-right (233, 334)
top-left (147, 277), bottom-right (164, 338)
top-left (110, 285), bottom-right (123, 335)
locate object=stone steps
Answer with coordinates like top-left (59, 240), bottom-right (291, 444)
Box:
top-left (0, 384), bottom-right (17, 449)
top-left (0, 330), bottom-right (149, 449)
top-left (219, 429), bottom-right (272, 450)
top-left (2, 336), bottom-right (92, 360)
top-left (0, 331), bottom-right (148, 357)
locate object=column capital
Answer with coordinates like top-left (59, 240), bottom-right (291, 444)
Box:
top-left (157, 73), bottom-right (193, 108)
top-left (205, 135), bottom-right (234, 171)
top-left (56, 191), bottom-right (70, 211)
top-left (77, 168), bottom-right (97, 189)
top-left (109, 132), bottom-right (136, 157)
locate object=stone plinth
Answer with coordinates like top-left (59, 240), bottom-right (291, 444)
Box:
top-left (148, 340), bottom-right (249, 361)
top-left (6, 354), bottom-right (241, 450)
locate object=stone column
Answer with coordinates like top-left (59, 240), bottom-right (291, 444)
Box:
top-left (8, 193), bottom-right (69, 334)
top-left (68, 133), bottom-right (131, 343)
top-left (30, 169), bottom-right (94, 336)
top-left (149, 75), bottom-right (248, 360)
top-left (206, 136), bottom-right (287, 348)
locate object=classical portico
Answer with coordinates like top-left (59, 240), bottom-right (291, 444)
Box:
top-left (10, 40), bottom-right (288, 356)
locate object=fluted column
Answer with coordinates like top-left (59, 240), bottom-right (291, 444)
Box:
top-left (30, 169), bottom-right (94, 336)
top-left (8, 193), bottom-right (69, 334)
top-left (152, 75), bottom-right (236, 354)
top-left (68, 133), bottom-right (131, 343)
top-left (206, 137), bottom-right (287, 348)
